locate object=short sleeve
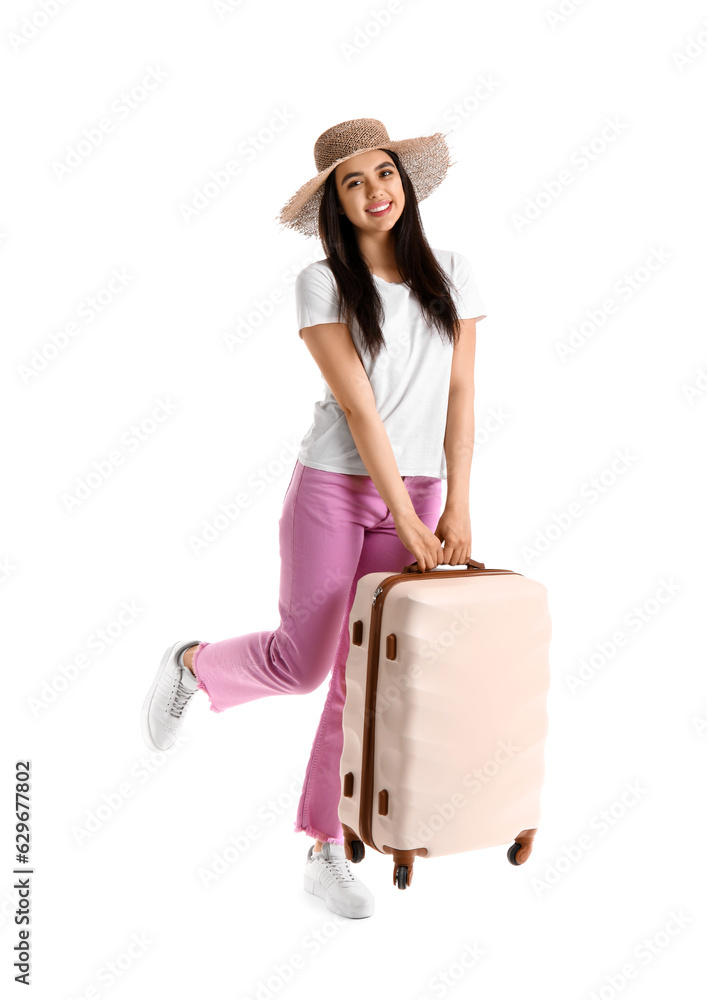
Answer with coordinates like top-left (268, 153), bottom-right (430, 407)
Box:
top-left (295, 263), bottom-right (344, 338)
top-left (450, 251), bottom-right (487, 322)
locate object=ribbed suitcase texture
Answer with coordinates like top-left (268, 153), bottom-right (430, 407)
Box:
top-left (338, 559), bottom-right (552, 889)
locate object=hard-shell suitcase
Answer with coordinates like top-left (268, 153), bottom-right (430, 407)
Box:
top-left (338, 557), bottom-right (552, 889)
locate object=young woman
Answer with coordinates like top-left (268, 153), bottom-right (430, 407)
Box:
top-left (141, 118), bottom-right (486, 920)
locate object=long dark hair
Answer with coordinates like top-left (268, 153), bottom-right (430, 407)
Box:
top-left (317, 147), bottom-right (462, 363)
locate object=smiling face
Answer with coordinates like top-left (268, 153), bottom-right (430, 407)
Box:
top-left (333, 148), bottom-right (405, 233)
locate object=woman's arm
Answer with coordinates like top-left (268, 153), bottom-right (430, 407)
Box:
top-left (444, 317), bottom-right (477, 506)
top-left (300, 322), bottom-right (415, 520)
top-left (438, 318), bottom-right (477, 561)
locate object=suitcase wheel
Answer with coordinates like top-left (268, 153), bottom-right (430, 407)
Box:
top-left (350, 840), bottom-right (365, 864)
top-left (507, 843), bottom-right (522, 865)
top-left (394, 865), bottom-right (409, 890)
top-left (508, 829), bottom-right (537, 865)
top-left (507, 841), bottom-right (532, 865)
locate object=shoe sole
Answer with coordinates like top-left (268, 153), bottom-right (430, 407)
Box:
top-left (303, 873), bottom-right (374, 919)
top-left (140, 641), bottom-right (194, 752)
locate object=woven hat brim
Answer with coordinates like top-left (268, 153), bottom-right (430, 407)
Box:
top-left (276, 129), bottom-right (455, 239)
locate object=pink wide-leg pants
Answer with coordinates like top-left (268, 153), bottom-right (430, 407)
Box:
top-left (191, 459), bottom-right (443, 844)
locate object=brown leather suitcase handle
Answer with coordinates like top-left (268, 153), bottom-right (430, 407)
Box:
top-left (401, 557), bottom-right (486, 573)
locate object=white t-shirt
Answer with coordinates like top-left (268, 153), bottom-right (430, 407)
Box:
top-left (294, 247), bottom-right (486, 479)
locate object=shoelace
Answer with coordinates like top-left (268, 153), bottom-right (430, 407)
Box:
top-left (316, 853), bottom-right (355, 885)
top-left (169, 676), bottom-right (195, 719)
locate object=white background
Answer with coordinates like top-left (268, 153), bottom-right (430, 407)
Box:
top-left (2, 0), bottom-right (706, 997)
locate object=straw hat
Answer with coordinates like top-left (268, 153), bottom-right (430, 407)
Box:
top-left (276, 118), bottom-right (455, 239)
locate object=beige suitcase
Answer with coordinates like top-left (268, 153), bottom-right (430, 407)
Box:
top-left (338, 557), bottom-right (552, 889)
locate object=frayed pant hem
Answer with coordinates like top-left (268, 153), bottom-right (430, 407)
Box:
top-left (193, 674), bottom-right (225, 713)
top-left (201, 690), bottom-right (225, 713)
top-left (294, 822), bottom-right (343, 845)
top-left (192, 642), bottom-right (225, 713)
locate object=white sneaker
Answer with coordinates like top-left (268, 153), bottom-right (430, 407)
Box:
top-left (303, 842), bottom-right (375, 919)
top-left (141, 640), bottom-right (201, 751)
